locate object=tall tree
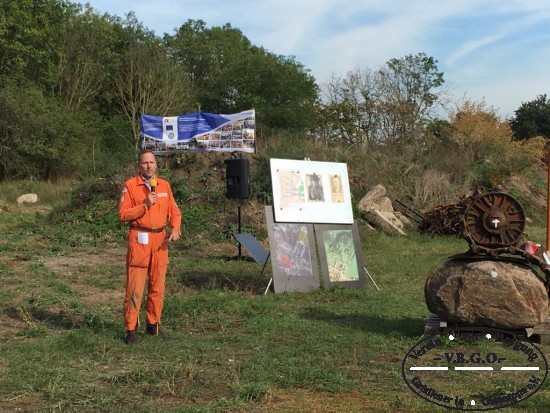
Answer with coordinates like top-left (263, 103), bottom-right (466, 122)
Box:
top-left (317, 69), bottom-right (380, 146)
top-left (0, 0), bottom-right (67, 87)
top-left (165, 20), bottom-right (318, 130)
top-left (114, 14), bottom-right (196, 148)
top-left (55, 3), bottom-right (118, 111)
top-left (315, 53), bottom-right (444, 148)
top-left (165, 20), bottom-right (251, 103)
top-left (0, 79), bottom-right (98, 180)
top-left (218, 48), bottom-right (318, 129)
top-left (377, 53), bottom-right (444, 145)
top-left (510, 94), bottom-right (550, 140)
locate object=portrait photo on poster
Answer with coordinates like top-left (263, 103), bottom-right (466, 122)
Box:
top-left (314, 222), bottom-right (366, 289)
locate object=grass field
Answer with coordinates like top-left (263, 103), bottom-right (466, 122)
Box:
top-left (1, 196), bottom-right (550, 412)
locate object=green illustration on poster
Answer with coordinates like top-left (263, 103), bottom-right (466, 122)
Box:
top-left (322, 229), bottom-right (359, 281)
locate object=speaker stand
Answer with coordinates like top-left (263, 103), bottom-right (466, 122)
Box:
top-left (237, 202), bottom-right (242, 260)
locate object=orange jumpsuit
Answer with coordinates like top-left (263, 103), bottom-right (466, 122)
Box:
top-left (118, 174), bottom-right (181, 331)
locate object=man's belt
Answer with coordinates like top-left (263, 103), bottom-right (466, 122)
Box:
top-left (129, 225), bottom-right (165, 233)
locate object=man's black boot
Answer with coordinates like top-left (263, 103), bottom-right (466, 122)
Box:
top-left (146, 323), bottom-right (170, 339)
top-left (125, 330), bottom-right (139, 345)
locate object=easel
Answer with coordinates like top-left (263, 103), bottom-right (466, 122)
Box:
top-left (364, 266), bottom-right (381, 291)
top-left (232, 232), bottom-right (272, 293)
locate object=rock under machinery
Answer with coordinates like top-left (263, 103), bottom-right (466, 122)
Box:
top-left (424, 191), bottom-right (550, 330)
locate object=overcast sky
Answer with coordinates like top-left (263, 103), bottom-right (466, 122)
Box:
top-left (76, 0), bottom-right (550, 119)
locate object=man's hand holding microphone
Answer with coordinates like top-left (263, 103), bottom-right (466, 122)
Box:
top-left (145, 177), bottom-right (157, 207)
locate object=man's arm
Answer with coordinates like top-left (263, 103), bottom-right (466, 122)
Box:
top-left (166, 184), bottom-right (182, 241)
top-left (118, 184), bottom-right (148, 222)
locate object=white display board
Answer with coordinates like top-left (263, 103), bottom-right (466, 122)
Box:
top-left (270, 158), bottom-right (353, 224)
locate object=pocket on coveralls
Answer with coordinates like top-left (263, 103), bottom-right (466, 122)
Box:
top-left (128, 233), bottom-right (150, 267)
top-left (158, 239), bottom-right (169, 266)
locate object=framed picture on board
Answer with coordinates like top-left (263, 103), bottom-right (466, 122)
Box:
top-left (265, 206), bottom-right (320, 293)
top-left (270, 158), bottom-right (353, 224)
top-left (314, 222), bottom-right (366, 289)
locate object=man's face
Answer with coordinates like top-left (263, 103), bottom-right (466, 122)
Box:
top-left (138, 152), bottom-right (157, 179)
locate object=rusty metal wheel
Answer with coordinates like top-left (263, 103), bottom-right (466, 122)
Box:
top-left (463, 192), bottom-right (526, 248)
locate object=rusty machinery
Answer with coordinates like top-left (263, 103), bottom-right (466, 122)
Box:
top-left (459, 192), bottom-right (550, 291)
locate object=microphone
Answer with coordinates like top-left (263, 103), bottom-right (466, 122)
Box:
top-left (150, 177), bottom-right (157, 193)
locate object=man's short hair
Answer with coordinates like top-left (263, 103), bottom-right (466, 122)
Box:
top-left (137, 149), bottom-right (155, 162)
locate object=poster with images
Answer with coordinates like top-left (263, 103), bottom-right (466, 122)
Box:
top-left (265, 206), bottom-right (320, 293)
top-left (270, 158), bottom-right (353, 224)
top-left (140, 109), bottom-right (255, 154)
top-left (314, 222), bottom-right (366, 289)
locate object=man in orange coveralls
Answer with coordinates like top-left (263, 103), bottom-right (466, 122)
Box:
top-left (118, 149), bottom-right (181, 345)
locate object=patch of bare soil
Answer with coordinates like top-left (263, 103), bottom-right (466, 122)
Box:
top-left (41, 247), bottom-right (127, 306)
top-left (18, 204), bottom-right (53, 214)
top-left (191, 241), bottom-right (270, 262)
top-left (226, 388), bottom-right (374, 413)
top-left (2, 246), bottom-right (128, 338)
top-left (0, 202), bottom-right (53, 214)
top-left (41, 247), bottom-right (126, 273)
top-left (1, 308), bottom-right (29, 338)
top-left (193, 242), bottom-right (239, 258)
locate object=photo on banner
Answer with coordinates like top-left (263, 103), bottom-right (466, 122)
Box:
top-left (314, 222), bottom-right (366, 289)
top-left (264, 206), bottom-right (320, 293)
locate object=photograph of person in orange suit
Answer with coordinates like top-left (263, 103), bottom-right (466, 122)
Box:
top-left (118, 149), bottom-right (181, 345)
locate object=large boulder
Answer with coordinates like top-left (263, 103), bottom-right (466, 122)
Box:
top-left (362, 210), bottom-right (406, 236)
top-left (378, 196), bottom-right (394, 212)
top-left (425, 259), bottom-right (548, 329)
top-left (357, 184), bottom-right (407, 236)
top-left (357, 184), bottom-right (386, 211)
top-left (17, 193), bottom-right (38, 204)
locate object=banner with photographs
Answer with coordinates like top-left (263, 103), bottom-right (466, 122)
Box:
top-left (140, 109), bottom-right (255, 155)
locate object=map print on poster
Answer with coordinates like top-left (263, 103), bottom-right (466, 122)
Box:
top-left (276, 170), bottom-right (305, 207)
top-left (272, 223), bottom-right (314, 277)
top-left (270, 158), bottom-right (353, 224)
top-left (265, 206), bottom-right (320, 293)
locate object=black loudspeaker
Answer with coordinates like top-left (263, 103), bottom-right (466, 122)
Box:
top-left (225, 158), bottom-right (250, 199)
